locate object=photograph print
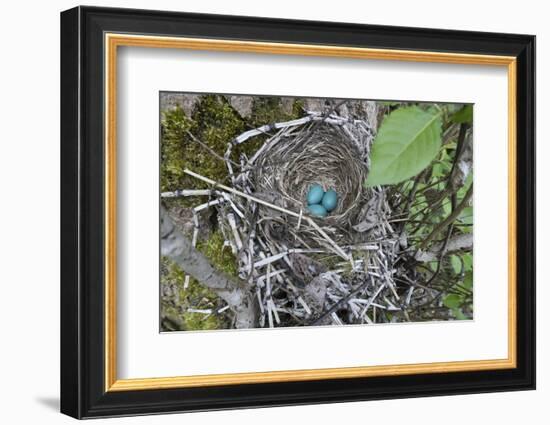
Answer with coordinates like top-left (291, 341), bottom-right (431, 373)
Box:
top-left (160, 93), bottom-right (474, 332)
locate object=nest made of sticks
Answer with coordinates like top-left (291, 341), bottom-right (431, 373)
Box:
top-left (164, 108), bottom-right (423, 328)
top-left (228, 113), bottom-right (376, 256)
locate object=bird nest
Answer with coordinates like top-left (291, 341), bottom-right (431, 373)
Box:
top-left (224, 112), bottom-right (378, 258)
top-left (164, 110), bottom-right (413, 328)
top-left (250, 124), bottom-right (367, 246)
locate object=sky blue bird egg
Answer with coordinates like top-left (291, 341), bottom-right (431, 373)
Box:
top-left (308, 204), bottom-right (328, 218)
top-left (307, 184), bottom-right (325, 205)
top-left (322, 189), bottom-right (338, 212)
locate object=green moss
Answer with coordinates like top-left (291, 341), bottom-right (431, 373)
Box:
top-left (160, 95), bottom-right (245, 193)
top-left (250, 97), bottom-right (290, 127)
top-left (161, 96), bottom-right (307, 200)
top-left (181, 311), bottom-right (221, 331)
top-left (195, 231), bottom-right (238, 276)
top-left (160, 106), bottom-right (193, 192)
top-left (191, 95), bottom-right (246, 164)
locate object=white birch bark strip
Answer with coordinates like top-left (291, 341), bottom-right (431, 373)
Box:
top-left (359, 284), bottom-right (385, 317)
top-left (331, 312), bottom-right (344, 325)
top-left (257, 250), bottom-right (285, 285)
top-left (406, 287), bottom-right (415, 305)
top-left (187, 308), bottom-right (212, 314)
top-left (384, 297), bottom-right (400, 311)
top-left (296, 208), bottom-right (303, 230)
top-left (267, 304), bottom-right (274, 328)
top-left (233, 116), bottom-right (315, 145)
top-left (350, 299), bottom-right (387, 310)
top-left (250, 252), bottom-right (287, 269)
top-left (345, 243), bottom-right (379, 251)
top-left (266, 264), bottom-right (274, 328)
top-left (224, 145), bottom-right (236, 183)
top-left (191, 212), bottom-right (200, 249)
top-left (246, 248), bottom-right (326, 271)
top-left (298, 296), bottom-right (312, 315)
top-left (219, 192), bottom-right (245, 219)
top-left (161, 189), bottom-right (212, 198)
top-left (388, 281), bottom-right (400, 301)
top-left (269, 299), bottom-right (281, 324)
top-left (227, 213), bottom-right (243, 251)
top-left (193, 198), bottom-right (223, 212)
top-left (256, 288), bottom-right (265, 314)
top-left (188, 209), bottom-right (199, 289)
top-left (257, 269), bottom-right (286, 284)
top-left (349, 301), bottom-right (361, 319)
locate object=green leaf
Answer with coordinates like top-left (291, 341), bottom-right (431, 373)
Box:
top-left (457, 176), bottom-right (473, 200)
top-left (459, 206), bottom-right (473, 226)
top-left (366, 107), bottom-right (442, 186)
top-left (450, 255), bottom-right (462, 274)
top-left (452, 308), bottom-right (467, 320)
top-left (432, 163), bottom-right (444, 178)
top-left (442, 200), bottom-right (452, 216)
top-left (443, 294), bottom-right (462, 309)
top-left (462, 255), bottom-right (473, 273)
top-left (463, 271), bottom-right (473, 289)
top-left (451, 105), bottom-right (473, 124)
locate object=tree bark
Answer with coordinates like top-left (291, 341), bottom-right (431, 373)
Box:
top-left (160, 204), bottom-right (257, 329)
top-left (415, 233), bottom-right (473, 262)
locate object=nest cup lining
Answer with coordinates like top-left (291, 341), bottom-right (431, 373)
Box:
top-left (251, 125), bottom-right (367, 233)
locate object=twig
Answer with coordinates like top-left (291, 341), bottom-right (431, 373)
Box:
top-left (418, 184), bottom-right (473, 250)
top-left (415, 234), bottom-right (473, 262)
top-left (161, 189), bottom-right (212, 198)
top-left (186, 130), bottom-right (241, 168)
top-left (309, 278), bottom-right (372, 326)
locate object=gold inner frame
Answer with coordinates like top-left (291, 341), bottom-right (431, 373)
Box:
top-left (104, 33), bottom-right (517, 392)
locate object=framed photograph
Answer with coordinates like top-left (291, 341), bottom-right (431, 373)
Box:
top-left (60, 6), bottom-right (536, 419)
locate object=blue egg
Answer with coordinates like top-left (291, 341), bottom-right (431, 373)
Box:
top-left (307, 204), bottom-right (328, 218)
top-left (307, 184), bottom-right (325, 205)
top-left (322, 189), bottom-right (338, 212)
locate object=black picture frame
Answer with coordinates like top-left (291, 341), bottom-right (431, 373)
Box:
top-left (61, 5), bottom-right (536, 419)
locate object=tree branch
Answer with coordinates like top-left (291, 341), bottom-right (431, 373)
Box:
top-left (161, 204), bottom-right (257, 328)
top-left (415, 233), bottom-right (473, 262)
top-left (418, 184), bottom-right (473, 250)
